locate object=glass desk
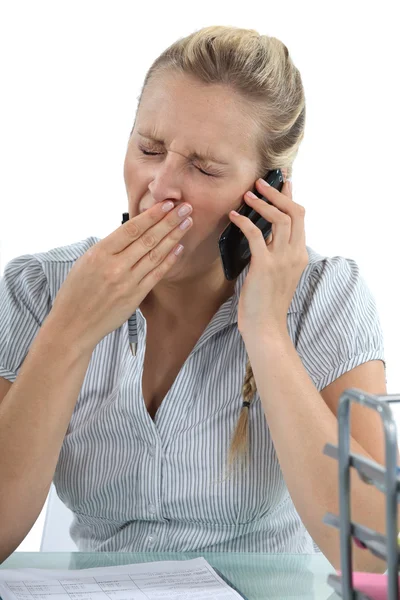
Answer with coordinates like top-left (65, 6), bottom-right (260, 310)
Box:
top-left (0, 552), bottom-right (339, 599)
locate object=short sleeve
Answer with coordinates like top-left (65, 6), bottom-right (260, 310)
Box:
top-left (296, 256), bottom-right (386, 392)
top-left (0, 254), bottom-right (51, 383)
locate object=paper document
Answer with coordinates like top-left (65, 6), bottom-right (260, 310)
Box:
top-left (0, 557), bottom-right (247, 600)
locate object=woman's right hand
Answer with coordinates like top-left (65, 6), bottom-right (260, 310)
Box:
top-left (47, 201), bottom-right (193, 354)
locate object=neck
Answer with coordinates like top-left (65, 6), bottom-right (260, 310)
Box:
top-left (139, 264), bottom-right (236, 329)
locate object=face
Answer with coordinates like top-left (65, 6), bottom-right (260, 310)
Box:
top-left (123, 71), bottom-right (262, 280)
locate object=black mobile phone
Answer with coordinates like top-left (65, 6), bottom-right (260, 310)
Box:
top-left (218, 169), bottom-right (284, 280)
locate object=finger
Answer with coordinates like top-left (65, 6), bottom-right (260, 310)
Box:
top-left (254, 177), bottom-right (292, 207)
top-left (254, 179), bottom-right (305, 247)
top-left (229, 208), bottom-right (270, 258)
top-left (289, 203), bottom-right (306, 247)
top-left (243, 192), bottom-right (291, 252)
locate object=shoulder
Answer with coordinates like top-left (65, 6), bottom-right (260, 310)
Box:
top-left (32, 235), bottom-right (102, 268)
top-left (290, 245), bottom-right (368, 314)
top-left (0, 235), bottom-right (102, 318)
top-left (291, 247), bottom-right (385, 390)
top-left (2, 236), bottom-right (102, 278)
top-left (12, 236), bottom-right (102, 290)
top-left (0, 236), bottom-right (102, 381)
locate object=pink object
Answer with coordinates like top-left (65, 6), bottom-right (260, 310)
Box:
top-left (353, 536), bottom-right (367, 549)
top-left (337, 571), bottom-right (400, 599)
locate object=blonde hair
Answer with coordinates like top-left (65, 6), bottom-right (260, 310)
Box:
top-left (135, 25), bottom-right (306, 475)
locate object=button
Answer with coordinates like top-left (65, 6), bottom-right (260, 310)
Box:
top-left (148, 503), bottom-right (156, 514)
top-left (149, 446), bottom-right (155, 458)
top-left (148, 535), bottom-right (157, 544)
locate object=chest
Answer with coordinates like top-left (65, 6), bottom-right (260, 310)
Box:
top-left (141, 324), bottom-right (205, 421)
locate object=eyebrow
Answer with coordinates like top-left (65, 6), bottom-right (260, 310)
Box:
top-left (137, 131), bottom-right (230, 166)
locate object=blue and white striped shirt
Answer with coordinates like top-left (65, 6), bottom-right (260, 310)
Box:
top-left (0, 236), bottom-right (386, 552)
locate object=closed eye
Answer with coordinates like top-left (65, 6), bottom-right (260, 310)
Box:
top-left (139, 148), bottom-right (216, 177)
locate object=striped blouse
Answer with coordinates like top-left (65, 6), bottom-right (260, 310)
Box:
top-left (0, 236), bottom-right (386, 553)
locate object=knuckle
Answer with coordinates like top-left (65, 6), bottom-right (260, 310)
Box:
top-left (249, 226), bottom-right (262, 238)
top-left (280, 214), bottom-right (291, 225)
top-left (297, 204), bottom-right (306, 217)
top-left (148, 245), bottom-right (162, 264)
top-left (141, 231), bottom-right (156, 249)
top-left (125, 219), bottom-right (141, 238)
top-left (152, 264), bottom-right (164, 281)
top-left (85, 245), bottom-right (101, 264)
top-left (105, 263), bottom-right (123, 284)
top-left (84, 245), bottom-right (106, 272)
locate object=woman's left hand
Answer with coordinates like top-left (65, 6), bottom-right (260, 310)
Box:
top-left (229, 175), bottom-right (309, 339)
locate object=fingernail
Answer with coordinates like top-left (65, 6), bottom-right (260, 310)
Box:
top-left (162, 201), bottom-right (175, 212)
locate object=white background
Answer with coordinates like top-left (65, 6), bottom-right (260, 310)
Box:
top-left (0, 0), bottom-right (399, 552)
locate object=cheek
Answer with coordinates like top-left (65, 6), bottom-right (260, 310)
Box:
top-left (123, 154), bottom-right (140, 184)
top-left (192, 203), bottom-right (231, 238)
top-left (123, 156), bottom-right (132, 187)
top-left (193, 201), bottom-right (224, 224)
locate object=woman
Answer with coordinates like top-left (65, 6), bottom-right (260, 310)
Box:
top-left (0, 26), bottom-right (388, 570)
